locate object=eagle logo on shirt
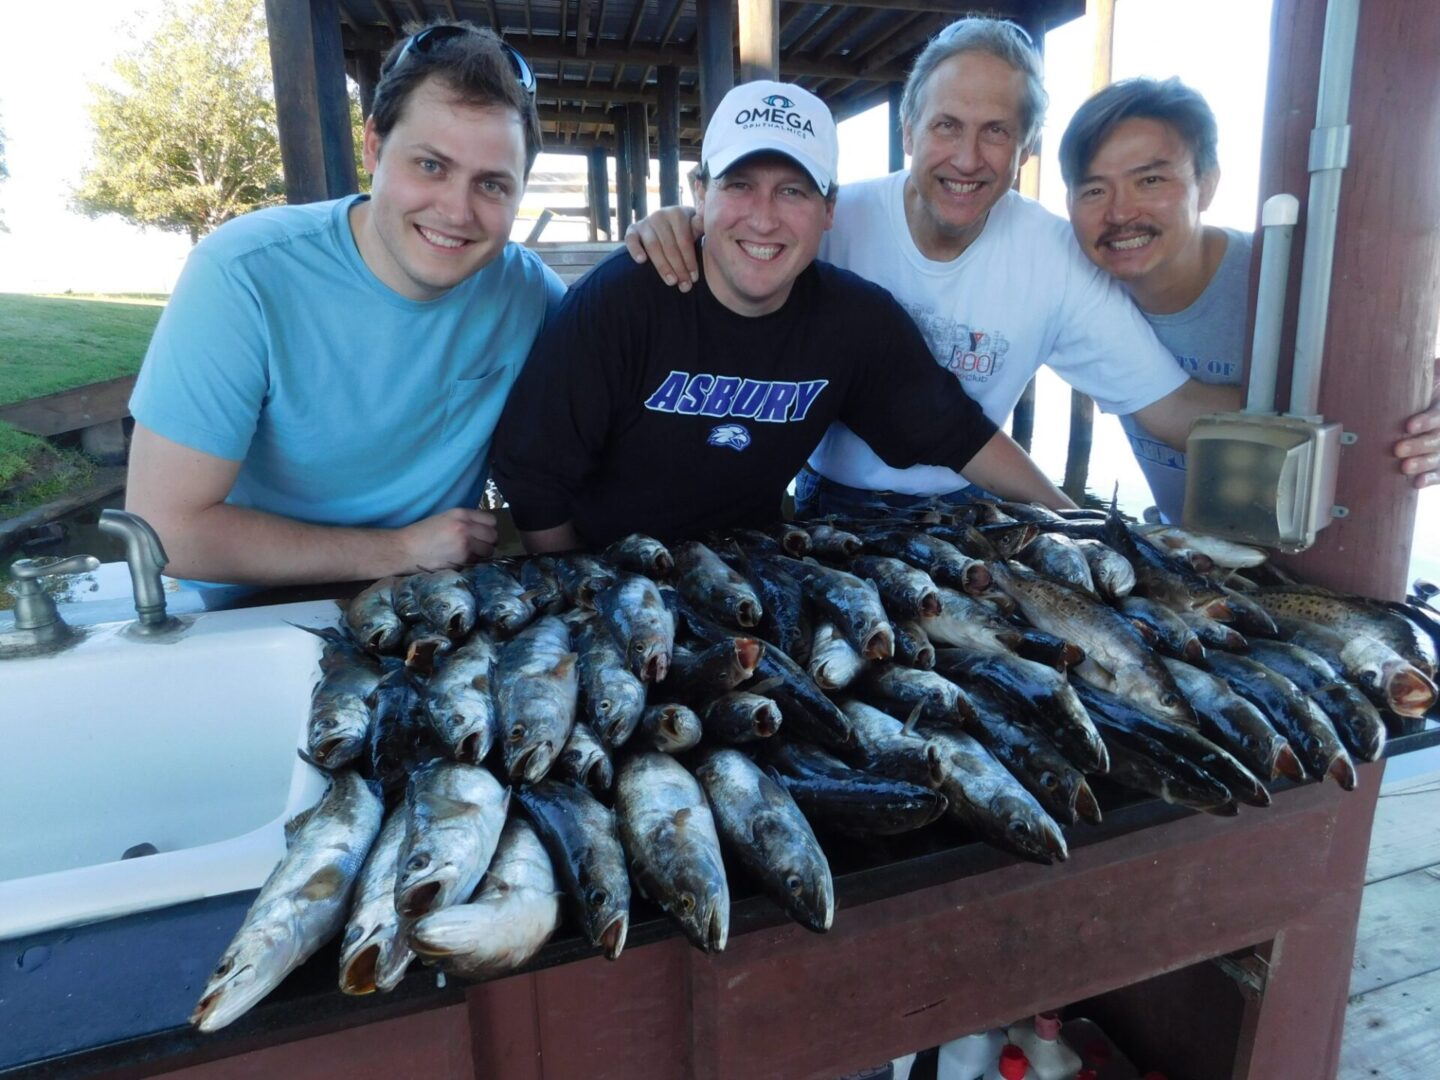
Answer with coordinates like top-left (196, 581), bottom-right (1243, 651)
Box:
top-left (708, 424), bottom-right (752, 451)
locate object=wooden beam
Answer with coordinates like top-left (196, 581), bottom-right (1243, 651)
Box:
top-left (0, 376), bottom-right (137, 438)
top-left (587, 146), bottom-right (610, 239)
top-left (627, 100), bottom-right (651, 221)
top-left (354, 49), bottom-right (381, 118)
top-left (658, 66), bottom-right (682, 206)
top-left (575, 0), bottom-right (591, 57)
top-left (538, 81), bottom-right (700, 107)
top-left (611, 105), bottom-right (633, 234)
top-left (738, 0), bottom-right (780, 82)
top-left (511, 36), bottom-right (908, 83)
top-left (370, 0), bottom-right (402, 35)
top-left (887, 82), bottom-right (904, 171)
top-left (787, 6), bottom-right (847, 53)
top-left (265, 0), bottom-right (359, 204)
top-left (483, 0), bottom-right (502, 34)
top-left (696, 0), bottom-right (735, 126)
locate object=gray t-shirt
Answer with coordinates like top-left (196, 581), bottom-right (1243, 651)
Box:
top-left (1121, 228), bottom-right (1253, 522)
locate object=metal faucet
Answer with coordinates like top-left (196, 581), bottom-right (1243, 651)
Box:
top-left (98, 509), bottom-right (180, 634)
top-left (5, 554), bottom-right (101, 651)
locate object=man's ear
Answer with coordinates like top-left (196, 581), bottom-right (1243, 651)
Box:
top-left (1198, 166), bottom-right (1221, 212)
top-left (902, 122), bottom-right (914, 158)
top-left (362, 116), bottom-right (382, 175)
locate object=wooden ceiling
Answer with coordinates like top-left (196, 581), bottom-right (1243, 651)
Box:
top-left (335, 1), bottom-right (1084, 157)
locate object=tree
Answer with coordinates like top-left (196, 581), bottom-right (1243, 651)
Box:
top-left (72, 0), bottom-right (284, 242)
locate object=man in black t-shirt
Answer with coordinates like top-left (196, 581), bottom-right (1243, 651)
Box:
top-left (492, 80), bottom-right (1074, 551)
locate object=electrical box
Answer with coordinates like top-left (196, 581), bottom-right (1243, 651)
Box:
top-left (1182, 413), bottom-right (1342, 551)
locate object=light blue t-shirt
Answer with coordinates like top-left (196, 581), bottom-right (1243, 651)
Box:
top-left (131, 195), bottom-right (565, 529)
top-left (1121, 228), bottom-right (1252, 523)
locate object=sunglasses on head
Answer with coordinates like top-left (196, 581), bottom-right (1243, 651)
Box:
top-left (939, 18), bottom-right (1035, 48)
top-left (398, 25), bottom-right (537, 95)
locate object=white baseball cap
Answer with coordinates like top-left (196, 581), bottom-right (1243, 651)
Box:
top-left (701, 80), bottom-right (839, 195)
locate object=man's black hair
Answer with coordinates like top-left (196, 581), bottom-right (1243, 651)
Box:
top-left (1059, 77), bottom-right (1219, 191)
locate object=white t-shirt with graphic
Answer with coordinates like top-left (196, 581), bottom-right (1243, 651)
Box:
top-left (807, 172), bottom-right (1187, 495)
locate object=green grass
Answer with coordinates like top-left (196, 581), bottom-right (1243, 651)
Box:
top-left (0, 423), bottom-right (95, 516)
top-left (0, 292), bottom-right (165, 407)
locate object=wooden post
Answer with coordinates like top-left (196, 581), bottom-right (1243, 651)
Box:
top-left (354, 50), bottom-right (381, 120)
top-left (611, 107), bottom-right (633, 235)
top-left (263, 0), bottom-right (358, 203)
top-left (738, 0), bottom-right (780, 82)
top-left (1063, 0), bottom-right (1116, 500)
top-left (587, 147), bottom-right (611, 240)
top-left (658, 66), bottom-right (682, 206)
top-left (626, 102), bottom-right (650, 221)
top-left (695, 0), bottom-right (735, 128)
top-left (888, 83), bottom-right (905, 172)
top-left (1261, 0), bottom-right (1440, 598)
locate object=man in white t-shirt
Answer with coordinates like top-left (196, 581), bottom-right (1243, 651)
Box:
top-left (1060, 76), bottom-right (1440, 519)
top-left (626, 18), bottom-right (1236, 516)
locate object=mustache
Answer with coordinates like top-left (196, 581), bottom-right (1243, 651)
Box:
top-left (1097, 225), bottom-right (1159, 247)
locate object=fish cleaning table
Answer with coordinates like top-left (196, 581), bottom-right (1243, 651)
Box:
top-left (6, 724), bottom-right (1436, 1080)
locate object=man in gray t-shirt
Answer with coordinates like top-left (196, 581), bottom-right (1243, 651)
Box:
top-left (1060, 77), bottom-right (1440, 519)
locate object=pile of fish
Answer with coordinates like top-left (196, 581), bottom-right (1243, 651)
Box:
top-left (190, 507), bottom-right (1440, 1032)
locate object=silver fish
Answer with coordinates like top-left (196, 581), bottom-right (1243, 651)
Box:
top-left (191, 772), bottom-right (383, 1031)
top-left (554, 721), bottom-right (615, 794)
top-left (575, 617), bottom-right (647, 748)
top-left (423, 636), bottom-right (497, 764)
top-left (1074, 539), bottom-right (1136, 601)
top-left (616, 753), bottom-right (730, 952)
top-left (414, 570), bottom-right (478, 640)
top-left (307, 632), bottom-right (384, 770)
top-left (495, 616), bottom-right (580, 784)
top-left (702, 692), bottom-right (783, 743)
top-left (673, 540), bottom-right (764, 628)
top-left (345, 577), bottom-right (404, 655)
top-left (1018, 533), bottom-right (1099, 599)
top-left (1138, 526), bottom-right (1268, 569)
top-left (595, 572), bottom-right (676, 682)
top-left (338, 810), bottom-right (413, 996)
top-left (640, 703), bottom-right (703, 753)
top-left (849, 555), bottom-right (942, 620)
top-left (605, 533), bottom-right (675, 579)
top-left (807, 620), bottom-right (866, 691)
top-left (394, 762), bottom-right (509, 918)
top-left (408, 817), bottom-right (562, 978)
top-left (466, 562), bottom-right (539, 637)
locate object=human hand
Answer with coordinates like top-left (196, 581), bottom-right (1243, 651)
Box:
top-left (624, 206), bottom-right (703, 292)
top-left (400, 508), bottom-right (499, 571)
top-left (1394, 358), bottom-right (1440, 489)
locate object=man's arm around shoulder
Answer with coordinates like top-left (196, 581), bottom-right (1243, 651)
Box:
top-left (1129, 379), bottom-right (1243, 451)
top-left (126, 425), bottom-right (498, 585)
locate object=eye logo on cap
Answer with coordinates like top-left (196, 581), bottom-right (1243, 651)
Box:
top-left (763, 94), bottom-right (795, 109)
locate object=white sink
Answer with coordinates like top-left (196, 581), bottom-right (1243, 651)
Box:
top-left (0, 600), bottom-right (341, 940)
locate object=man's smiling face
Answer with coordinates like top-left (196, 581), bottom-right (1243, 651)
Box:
top-left (696, 154), bottom-right (835, 317)
top-left (1067, 116), bottom-right (1217, 289)
top-left (902, 50), bottom-right (1031, 261)
top-left (355, 77), bottom-right (527, 301)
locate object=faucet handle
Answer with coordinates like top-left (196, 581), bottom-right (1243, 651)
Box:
top-left (99, 509), bottom-right (171, 572)
top-left (10, 555), bottom-right (102, 582)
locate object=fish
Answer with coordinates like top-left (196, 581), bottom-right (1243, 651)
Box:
top-left (1203, 652), bottom-right (1357, 790)
top-left (849, 555), bottom-right (942, 621)
top-left (408, 816), bottom-right (562, 978)
top-left (1074, 539), bottom-right (1136, 601)
top-left (668, 637), bottom-right (765, 700)
top-left (921, 586), bottom-right (1034, 654)
top-left (338, 810), bottom-right (414, 996)
top-left (892, 619), bottom-right (936, 670)
top-left (422, 635), bottom-right (498, 764)
top-left (764, 741), bottom-right (948, 836)
top-left (1255, 587), bottom-right (1438, 677)
top-left (495, 616), bottom-right (580, 784)
top-left (394, 761), bottom-right (509, 918)
top-left (923, 727), bottom-right (1069, 863)
top-left (574, 617), bottom-right (647, 749)
top-left (413, 570), bottom-right (478, 640)
top-left (1102, 515), bottom-right (1235, 620)
top-left (554, 721), bottom-right (615, 795)
top-left (615, 753), bottom-right (729, 952)
top-left (640, 703), bottom-right (704, 753)
top-left (1018, 533), bottom-right (1099, 599)
top-left (1137, 526), bottom-right (1268, 569)
top-left (515, 781), bottom-right (631, 959)
top-left (595, 572), bottom-right (676, 682)
top-left (520, 556), bottom-right (566, 614)
top-left (860, 529), bottom-right (990, 594)
top-left (1246, 640), bottom-right (1387, 763)
top-left (1118, 596), bottom-right (1206, 663)
top-left (392, 575), bottom-right (425, 623)
top-left (957, 685), bottom-right (1100, 826)
top-left (306, 629), bottom-right (386, 770)
top-left (344, 577), bottom-right (405, 655)
top-left (604, 533), bottom-right (675, 579)
top-left (805, 524), bottom-right (864, 560)
top-left (932, 647), bottom-right (1107, 774)
top-left (767, 522), bottom-right (813, 557)
top-left (1101, 733), bottom-right (1237, 815)
top-left (729, 551), bottom-right (812, 664)
top-left (1071, 681), bottom-right (1270, 808)
top-left (465, 562), bottom-right (539, 638)
top-left (1161, 658), bottom-right (1303, 783)
top-left (857, 662), bottom-right (971, 727)
top-left (401, 624), bottom-right (453, 676)
top-left (1273, 616), bottom-right (1437, 718)
top-left (554, 553), bottom-right (618, 611)
top-left (365, 671), bottom-right (444, 804)
top-left (701, 691), bottom-right (783, 743)
top-left (807, 621), bottom-right (866, 691)
top-left (989, 560), bottom-right (1195, 729)
top-left (191, 772), bottom-right (383, 1031)
top-left (673, 540), bottom-right (764, 628)
top-left (1173, 609), bottom-right (1249, 652)
top-left (693, 747), bottom-right (835, 932)
top-left (840, 698), bottom-right (947, 790)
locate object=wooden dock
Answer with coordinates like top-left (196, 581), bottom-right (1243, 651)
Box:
top-left (1340, 769), bottom-right (1440, 1078)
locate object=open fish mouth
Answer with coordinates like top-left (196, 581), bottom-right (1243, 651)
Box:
top-left (513, 743), bottom-right (554, 784)
top-left (1327, 754), bottom-right (1358, 791)
top-left (640, 650), bottom-right (669, 683)
top-left (962, 565), bottom-right (992, 593)
top-left (734, 600), bottom-right (761, 628)
top-left (190, 963), bottom-right (256, 1031)
top-left (339, 942), bottom-right (382, 995)
top-left (311, 735), bottom-right (354, 765)
top-left (459, 731), bottom-right (486, 763)
top-left (862, 626), bottom-right (894, 661)
top-left (1182, 639), bottom-right (1207, 663)
top-left (1073, 781), bottom-right (1102, 826)
top-left (751, 702), bottom-right (782, 737)
top-left (919, 594), bottom-right (942, 618)
top-left (1272, 743), bottom-right (1306, 782)
top-left (599, 914), bottom-right (629, 960)
top-left (734, 638), bottom-right (764, 675)
top-left (704, 902), bottom-right (728, 952)
top-left (1387, 668), bottom-right (1438, 717)
top-left (398, 879), bottom-right (443, 918)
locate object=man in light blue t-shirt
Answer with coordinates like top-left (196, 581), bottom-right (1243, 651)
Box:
top-left (127, 23), bottom-right (563, 586)
top-left (1061, 77), bottom-right (1439, 521)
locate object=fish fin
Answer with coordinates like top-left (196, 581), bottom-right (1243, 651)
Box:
top-left (551, 653), bottom-right (579, 679)
top-left (296, 747), bottom-right (325, 771)
top-left (291, 621), bottom-right (348, 645)
top-left (415, 790), bottom-right (476, 821)
top-left (283, 805), bottom-right (317, 845)
top-left (748, 676), bottom-right (785, 695)
top-left (299, 865), bottom-right (347, 901)
top-left (673, 807), bottom-right (693, 829)
top-left (902, 702), bottom-right (924, 736)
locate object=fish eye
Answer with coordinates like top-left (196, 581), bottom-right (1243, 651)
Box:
top-left (679, 892), bottom-right (696, 913)
top-left (342, 926), bottom-right (362, 948)
top-left (589, 888), bottom-right (609, 909)
top-left (1040, 771), bottom-right (1059, 791)
top-left (1161, 693), bottom-right (1179, 709)
top-left (786, 873), bottom-right (804, 896)
top-left (508, 725), bottom-right (525, 742)
top-left (213, 959), bottom-right (232, 977)
top-left (1008, 821), bottom-right (1033, 838)
top-left (597, 699), bottom-right (612, 714)
top-left (406, 853), bottom-right (430, 872)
